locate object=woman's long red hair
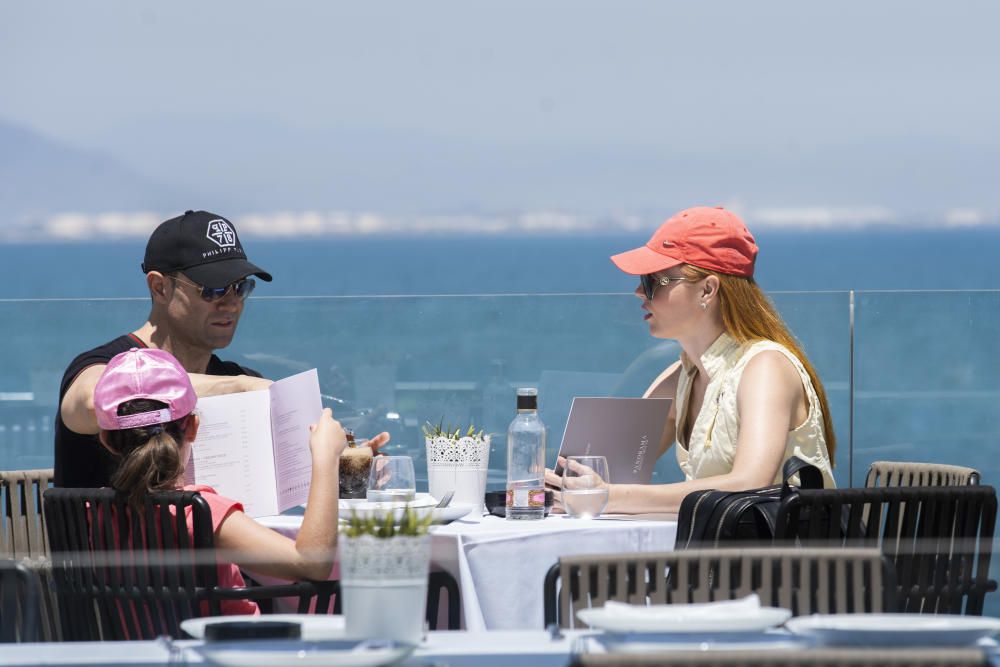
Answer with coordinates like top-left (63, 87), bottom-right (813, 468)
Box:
top-left (682, 265), bottom-right (837, 463)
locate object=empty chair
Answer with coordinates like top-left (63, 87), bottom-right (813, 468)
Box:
top-left (0, 558), bottom-right (41, 643)
top-left (44, 487), bottom-right (337, 640)
top-left (866, 461), bottom-right (980, 488)
top-left (774, 484), bottom-right (997, 615)
top-left (544, 547), bottom-right (895, 629)
top-left (1, 468), bottom-right (60, 641)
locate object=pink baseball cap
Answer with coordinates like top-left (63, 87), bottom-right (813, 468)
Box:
top-left (610, 206), bottom-right (758, 277)
top-left (94, 348), bottom-right (197, 430)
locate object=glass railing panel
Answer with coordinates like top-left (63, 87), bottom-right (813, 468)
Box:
top-left (2, 292), bottom-right (851, 491)
top-left (852, 290), bottom-right (1000, 484)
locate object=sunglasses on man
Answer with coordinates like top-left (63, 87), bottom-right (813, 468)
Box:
top-left (171, 275), bottom-right (256, 302)
top-left (640, 273), bottom-right (689, 301)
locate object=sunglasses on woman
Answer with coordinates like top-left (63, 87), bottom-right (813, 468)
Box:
top-left (640, 273), bottom-right (689, 301)
top-left (171, 275), bottom-right (256, 302)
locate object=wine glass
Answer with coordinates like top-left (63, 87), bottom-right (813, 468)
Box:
top-left (561, 455), bottom-right (609, 519)
top-left (366, 455), bottom-right (417, 502)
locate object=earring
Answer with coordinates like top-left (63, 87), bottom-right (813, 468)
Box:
top-left (700, 302), bottom-right (707, 310)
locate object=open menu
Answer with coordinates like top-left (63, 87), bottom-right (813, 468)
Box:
top-left (184, 368), bottom-right (321, 518)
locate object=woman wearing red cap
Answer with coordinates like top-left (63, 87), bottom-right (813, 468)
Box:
top-left (93, 347), bottom-right (346, 614)
top-left (548, 206), bottom-right (836, 513)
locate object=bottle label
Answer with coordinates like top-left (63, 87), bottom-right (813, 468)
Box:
top-left (507, 488), bottom-right (546, 508)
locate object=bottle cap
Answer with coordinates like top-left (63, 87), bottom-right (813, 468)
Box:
top-left (516, 387), bottom-right (538, 410)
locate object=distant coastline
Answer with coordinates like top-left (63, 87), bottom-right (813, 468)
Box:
top-left (2, 206), bottom-right (1000, 244)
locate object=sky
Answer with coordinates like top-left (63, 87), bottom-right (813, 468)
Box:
top-left (2, 1), bottom-right (1000, 225)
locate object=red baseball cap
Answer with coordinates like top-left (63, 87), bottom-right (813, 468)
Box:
top-left (610, 206), bottom-right (758, 277)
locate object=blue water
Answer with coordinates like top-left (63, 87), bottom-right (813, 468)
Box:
top-left (2, 227), bottom-right (999, 298)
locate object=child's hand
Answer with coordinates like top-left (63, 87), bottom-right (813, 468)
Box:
top-left (309, 408), bottom-right (348, 461)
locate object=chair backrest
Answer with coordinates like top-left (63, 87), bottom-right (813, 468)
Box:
top-left (0, 558), bottom-right (41, 643)
top-left (544, 546), bottom-right (895, 629)
top-left (1, 469), bottom-right (53, 559)
top-left (1, 469), bottom-right (62, 641)
top-left (774, 484), bottom-right (998, 615)
top-left (43, 487), bottom-right (221, 640)
top-left (866, 461), bottom-right (980, 488)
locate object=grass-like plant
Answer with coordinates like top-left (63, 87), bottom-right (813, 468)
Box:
top-left (422, 418), bottom-right (486, 441)
top-left (342, 505), bottom-right (433, 538)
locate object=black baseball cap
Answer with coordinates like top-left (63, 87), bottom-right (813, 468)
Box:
top-left (141, 210), bottom-right (272, 289)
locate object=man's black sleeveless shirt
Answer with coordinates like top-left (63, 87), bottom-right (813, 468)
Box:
top-left (53, 334), bottom-right (260, 487)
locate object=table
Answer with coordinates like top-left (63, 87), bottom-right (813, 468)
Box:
top-left (0, 631), bottom-right (586, 667)
top-left (257, 513), bottom-right (677, 631)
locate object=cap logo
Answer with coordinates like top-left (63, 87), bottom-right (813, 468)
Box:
top-left (206, 219), bottom-right (238, 249)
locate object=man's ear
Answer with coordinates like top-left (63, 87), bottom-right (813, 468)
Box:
top-left (147, 272), bottom-right (172, 304)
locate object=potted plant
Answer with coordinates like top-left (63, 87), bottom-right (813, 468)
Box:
top-left (423, 420), bottom-right (490, 517)
top-left (339, 507), bottom-right (433, 644)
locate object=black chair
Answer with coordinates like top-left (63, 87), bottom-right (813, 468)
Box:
top-left (543, 547), bottom-right (896, 629)
top-left (774, 484), bottom-right (998, 615)
top-left (43, 487), bottom-right (338, 640)
top-left (0, 558), bottom-right (41, 642)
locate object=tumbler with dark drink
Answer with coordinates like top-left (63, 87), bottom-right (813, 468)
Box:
top-left (339, 431), bottom-right (373, 499)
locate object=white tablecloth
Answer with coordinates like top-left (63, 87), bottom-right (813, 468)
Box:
top-left (257, 512), bottom-right (677, 631)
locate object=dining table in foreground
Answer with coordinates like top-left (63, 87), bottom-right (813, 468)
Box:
top-left (257, 511), bottom-right (678, 630)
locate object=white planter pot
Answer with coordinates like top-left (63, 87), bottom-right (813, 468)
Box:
top-left (425, 435), bottom-right (490, 519)
top-left (339, 534), bottom-right (430, 644)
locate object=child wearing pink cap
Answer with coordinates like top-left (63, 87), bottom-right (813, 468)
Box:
top-left (546, 207), bottom-right (836, 513)
top-left (94, 347), bottom-right (346, 614)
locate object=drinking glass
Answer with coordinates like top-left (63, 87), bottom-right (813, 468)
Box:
top-left (561, 455), bottom-right (610, 519)
top-left (366, 455), bottom-right (417, 502)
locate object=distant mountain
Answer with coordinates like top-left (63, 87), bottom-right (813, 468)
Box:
top-left (4, 115), bottom-right (1000, 226)
top-left (0, 120), bottom-right (195, 222)
top-left (95, 115), bottom-right (1000, 217)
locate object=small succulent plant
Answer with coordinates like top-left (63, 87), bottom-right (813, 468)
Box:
top-left (342, 505), bottom-right (433, 538)
top-left (422, 418), bottom-right (485, 441)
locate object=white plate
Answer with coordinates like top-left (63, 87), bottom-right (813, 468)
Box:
top-left (594, 633), bottom-right (809, 654)
top-left (181, 614), bottom-right (346, 641)
top-left (193, 639), bottom-right (414, 667)
top-left (340, 493), bottom-right (441, 521)
top-left (432, 502), bottom-right (473, 524)
top-left (785, 614), bottom-right (1000, 647)
top-left (577, 605), bottom-right (792, 634)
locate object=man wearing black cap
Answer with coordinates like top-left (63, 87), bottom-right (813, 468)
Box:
top-left (56, 211), bottom-right (290, 487)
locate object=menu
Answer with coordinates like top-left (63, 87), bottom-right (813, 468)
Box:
top-left (184, 368), bottom-right (321, 517)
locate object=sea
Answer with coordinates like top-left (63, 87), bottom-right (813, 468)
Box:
top-left (2, 226), bottom-right (999, 298)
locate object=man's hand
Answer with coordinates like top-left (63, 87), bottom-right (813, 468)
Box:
top-left (366, 431), bottom-right (391, 455)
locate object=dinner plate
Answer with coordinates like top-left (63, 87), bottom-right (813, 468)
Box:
top-left (577, 605), bottom-right (792, 634)
top-left (181, 614), bottom-right (346, 641)
top-left (192, 638), bottom-right (415, 667)
top-left (785, 614), bottom-right (1000, 647)
top-left (594, 632), bottom-right (810, 654)
top-left (339, 493), bottom-right (446, 521)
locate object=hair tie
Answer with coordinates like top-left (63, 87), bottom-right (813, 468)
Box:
top-left (147, 424), bottom-right (165, 436)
